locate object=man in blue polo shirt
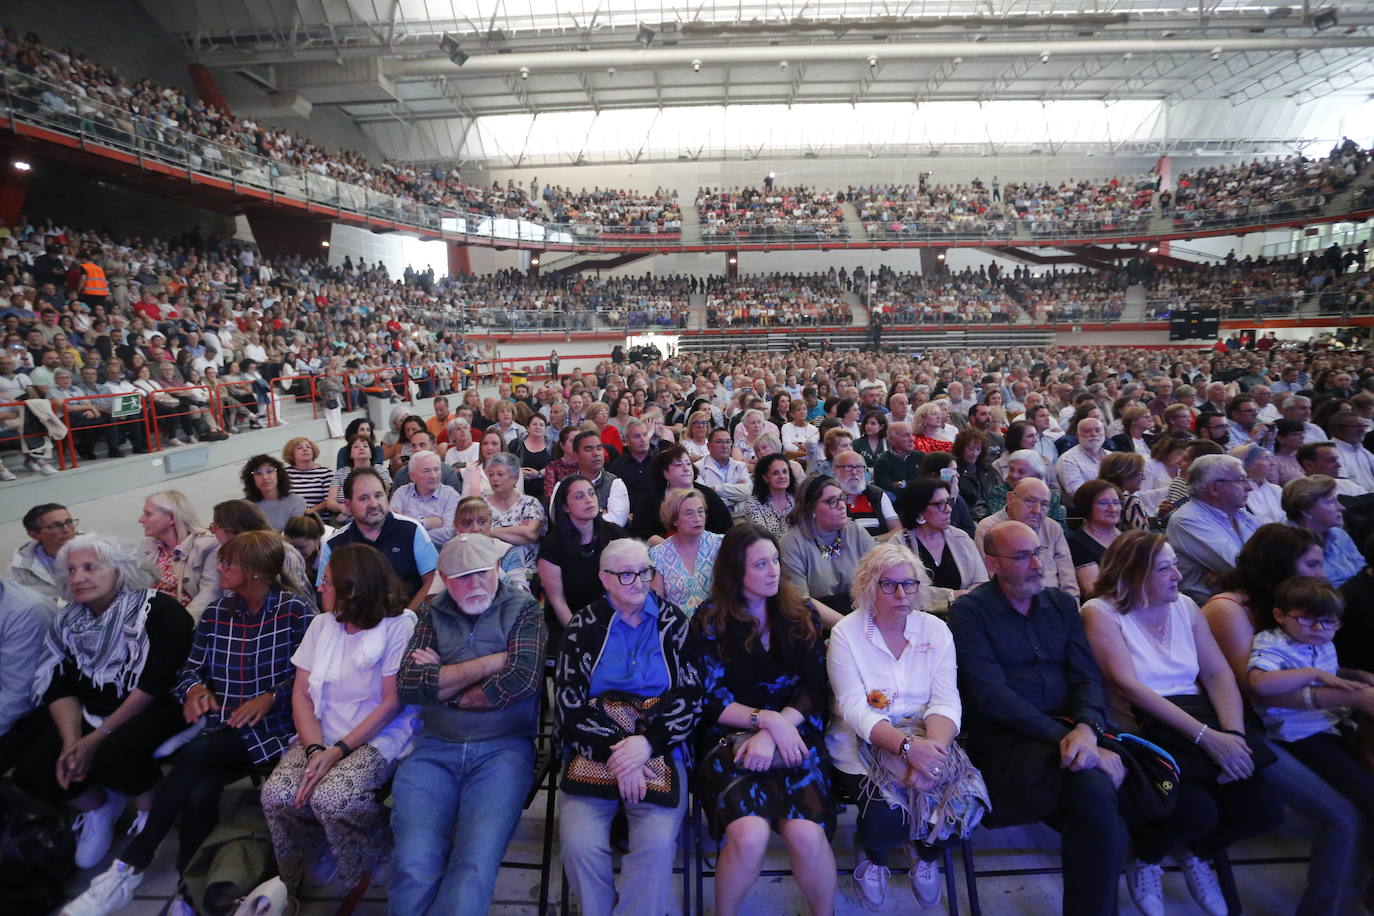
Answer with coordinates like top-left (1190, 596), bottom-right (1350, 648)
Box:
top-left (318, 467), bottom-right (438, 610)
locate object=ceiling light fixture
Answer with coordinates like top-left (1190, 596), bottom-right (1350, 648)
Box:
top-left (637, 24), bottom-right (655, 47)
top-left (12, 160), bottom-right (32, 172)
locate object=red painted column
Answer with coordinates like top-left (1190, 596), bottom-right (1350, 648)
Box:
top-left (447, 243), bottom-right (472, 277)
top-left (0, 161), bottom-right (32, 228)
top-left (187, 64), bottom-right (231, 113)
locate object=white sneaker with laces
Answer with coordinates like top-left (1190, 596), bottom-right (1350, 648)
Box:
top-left (0, 465), bottom-right (15, 481)
top-left (908, 858), bottom-right (942, 908)
top-left (1125, 857), bottom-right (1166, 916)
top-left (61, 859), bottom-right (143, 916)
top-left (1177, 853), bottom-right (1228, 916)
top-left (852, 858), bottom-right (890, 911)
top-left (73, 790), bottom-right (127, 869)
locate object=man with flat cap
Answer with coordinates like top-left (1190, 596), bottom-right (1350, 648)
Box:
top-left (391, 534), bottom-right (548, 915)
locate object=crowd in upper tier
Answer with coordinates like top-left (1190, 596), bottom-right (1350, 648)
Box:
top-left (8, 332), bottom-right (1374, 916)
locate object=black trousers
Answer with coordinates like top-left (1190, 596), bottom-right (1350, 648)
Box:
top-left (1285, 730), bottom-right (1374, 821)
top-left (973, 736), bottom-right (1129, 916)
top-left (834, 771), bottom-right (945, 866)
top-left (120, 727), bottom-right (256, 873)
top-left (1131, 766), bottom-right (1282, 864)
top-left (12, 697), bottom-right (185, 804)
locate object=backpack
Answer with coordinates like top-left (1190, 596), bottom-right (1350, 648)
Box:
top-left (0, 783), bottom-right (76, 915)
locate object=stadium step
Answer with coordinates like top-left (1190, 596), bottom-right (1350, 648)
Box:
top-left (679, 204), bottom-right (703, 244)
top-left (839, 201), bottom-right (867, 239)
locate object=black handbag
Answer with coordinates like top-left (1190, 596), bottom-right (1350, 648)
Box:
top-left (1136, 694), bottom-right (1277, 783)
top-left (1098, 732), bottom-right (1182, 822)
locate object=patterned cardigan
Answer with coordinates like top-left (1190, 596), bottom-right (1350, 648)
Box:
top-left (554, 594), bottom-right (703, 764)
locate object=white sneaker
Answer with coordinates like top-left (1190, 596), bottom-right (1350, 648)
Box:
top-left (908, 857), bottom-right (942, 908)
top-left (167, 438), bottom-right (187, 447)
top-left (61, 858), bottom-right (143, 915)
top-left (24, 456), bottom-right (57, 476)
top-left (853, 859), bottom-right (890, 911)
top-left (73, 791), bottom-right (127, 869)
top-left (0, 465), bottom-right (15, 481)
top-left (1125, 857), bottom-right (1165, 916)
top-left (1177, 854), bottom-right (1227, 916)
top-left (124, 810), bottom-right (148, 837)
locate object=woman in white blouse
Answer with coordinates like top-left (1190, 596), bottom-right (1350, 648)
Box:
top-left (826, 542), bottom-right (978, 911)
top-left (1231, 444), bottom-right (1284, 525)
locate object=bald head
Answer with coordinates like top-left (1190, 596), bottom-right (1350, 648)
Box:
top-left (1006, 477), bottom-right (1051, 530)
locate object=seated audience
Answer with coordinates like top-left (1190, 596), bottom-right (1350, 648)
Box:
top-left (1069, 479), bottom-right (1126, 596)
top-left (555, 538), bottom-right (701, 916)
top-left (896, 478), bottom-right (987, 614)
top-left (481, 452), bottom-right (546, 590)
top-left (742, 453), bottom-right (798, 539)
top-left (1166, 455), bottom-right (1259, 604)
top-left (649, 488), bottom-right (724, 616)
top-left (538, 474), bottom-right (626, 632)
top-left (828, 541), bottom-right (988, 910)
top-left (691, 524), bottom-right (834, 915)
top-left (241, 453), bottom-right (307, 533)
top-left (11, 502), bottom-right (78, 602)
top-left (974, 477), bottom-right (1079, 599)
top-left (138, 490), bottom-right (220, 620)
top-left (1281, 474), bottom-right (1363, 588)
top-left (389, 450), bottom-right (461, 548)
top-left (779, 475), bottom-right (876, 626)
top-left (326, 434), bottom-right (393, 518)
top-left (282, 437), bottom-right (335, 518)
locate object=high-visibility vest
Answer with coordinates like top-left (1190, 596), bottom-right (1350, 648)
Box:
top-left (80, 263), bottom-right (109, 298)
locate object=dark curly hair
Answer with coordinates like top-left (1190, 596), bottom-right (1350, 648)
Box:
top-left (241, 454), bottom-right (291, 502)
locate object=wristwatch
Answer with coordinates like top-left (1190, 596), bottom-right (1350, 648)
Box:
top-left (749, 708), bottom-right (762, 730)
top-left (1073, 717), bottom-right (1106, 739)
top-left (899, 734), bottom-right (914, 760)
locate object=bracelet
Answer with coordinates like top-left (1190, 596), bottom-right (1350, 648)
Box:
top-left (305, 743), bottom-right (326, 758)
top-left (1302, 685), bottom-right (1317, 710)
top-left (333, 739), bottom-right (352, 758)
top-left (749, 708), bottom-right (762, 730)
top-left (898, 734), bottom-right (914, 760)
top-left (1193, 724), bottom-right (1209, 745)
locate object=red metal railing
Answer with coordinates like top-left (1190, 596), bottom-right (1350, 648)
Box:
top-left (55, 390), bottom-right (152, 469)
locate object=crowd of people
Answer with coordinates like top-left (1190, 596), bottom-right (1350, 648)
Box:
top-left (703, 274), bottom-right (851, 329)
top-left (853, 180), bottom-right (1012, 239)
top-left (1169, 140), bottom-right (1369, 226)
top-left (1003, 174), bottom-right (1158, 234)
top-left (695, 186), bottom-right (849, 241)
top-left (542, 185), bottom-right (683, 237)
top-left (8, 332), bottom-right (1374, 916)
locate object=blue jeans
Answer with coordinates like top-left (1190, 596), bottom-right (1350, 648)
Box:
top-left (389, 734), bottom-right (535, 916)
top-left (1269, 742), bottom-right (1368, 916)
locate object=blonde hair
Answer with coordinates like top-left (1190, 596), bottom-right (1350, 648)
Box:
top-left (850, 542), bottom-right (931, 618)
top-left (147, 490), bottom-right (205, 544)
top-left (280, 436), bottom-right (320, 464)
top-left (660, 487), bottom-right (706, 532)
top-left (1282, 474), bottom-right (1338, 521)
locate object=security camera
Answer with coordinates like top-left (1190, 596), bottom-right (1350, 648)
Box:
top-left (1039, 51), bottom-right (1050, 64)
top-left (779, 59), bottom-right (789, 70)
top-left (1211, 46), bottom-right (1221, 60)
top-left (952, 57), bottom-right (963, 66)
top-left (1123, 51), bottom-right (1133, 60)
top-left (519, 66), bottom-right (529, 79)
top-left (867, 55), bottom-right (878, 68)
top-left (607, 66), bottom-right (616, 76)
top-left (692, 58), bottom-right (701, 72)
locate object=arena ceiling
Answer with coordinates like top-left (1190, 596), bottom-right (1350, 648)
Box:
top-left (137, 1), bottom-right (1374, 162)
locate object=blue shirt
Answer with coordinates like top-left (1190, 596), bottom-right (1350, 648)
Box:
top-left (1319, 526), bottom-right (1364, 589)
top-left (589, 592), bottom-right (671, 698)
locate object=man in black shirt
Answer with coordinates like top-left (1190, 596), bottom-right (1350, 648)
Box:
top-left (949, 520), bottom-right (1128, 916)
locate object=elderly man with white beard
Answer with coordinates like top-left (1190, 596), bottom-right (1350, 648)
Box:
top-left (831, 450), bottom-right (901, 539)
top-left (391, 534), bottom-right (547, 916)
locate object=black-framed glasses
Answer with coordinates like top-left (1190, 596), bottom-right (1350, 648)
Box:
top-left (988, 546), bottom-right (1048, 563)
top-left (835, 464), bottom-right (866, 473)
top-left (39, 517), bottom-right (77, 531)
top-left (877, 578), bottom-right (921, 595)
top-left (603, 567), bottom-right (656, 585)
top-left (821, 495), bottom-right (846, 509)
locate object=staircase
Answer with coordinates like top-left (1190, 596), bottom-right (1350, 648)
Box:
top-left (839, 201), bottom-right (868, 241)
top-left (678, 203), bottom-right (703, 245)
top-left (844, 288), bottom-right (868, 326)
top-left (688, 292), bottom-right (708, 330)
top-left (1120, 283), bottom-right (1150, 323)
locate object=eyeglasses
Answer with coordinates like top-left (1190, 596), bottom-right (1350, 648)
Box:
top-left (38, 518), bottom-right (77, 532)
top-left (835, 464), bottom-right (866, 473)
top-left (926, 499), bottom-right (952, 511)
top-left (1287, 614), bottom-right (1341, 630)
top-left (250, 467), bottom-right (277, 476)
top-left (988, 546), bottom-right (1048, 563)
top-left (877, 578), bottom-right (921, 595)
top-left (603, 567), bottom-right (656, 585)
top-left (821, 495), bottom-right (846, 509)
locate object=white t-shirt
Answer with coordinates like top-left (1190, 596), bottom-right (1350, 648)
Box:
top-left (292, 610), bottom-right (418, 761)
top-left (1083, 595), bottom-right (1201, 729)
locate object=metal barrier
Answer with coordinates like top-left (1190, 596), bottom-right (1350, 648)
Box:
top-left (143, 384), bottom-right (218, 448)
top-left (56, 390), bottom-right (151, 469)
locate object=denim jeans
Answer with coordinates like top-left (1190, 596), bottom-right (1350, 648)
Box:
top-left (559, 759), bottom-right (688, 916)
top-left (389, 734), bottom-right (535, 916)
top-left (1269, 743), bottom-right (1368, 916)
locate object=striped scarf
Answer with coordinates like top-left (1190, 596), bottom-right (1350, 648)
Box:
top-left (32, 588), bottom-right (155, 702)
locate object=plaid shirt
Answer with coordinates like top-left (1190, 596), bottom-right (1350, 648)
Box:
top-left (397, 593), bottom-right (545, 711)
top-left (174, 589), bottom-right (313, 765)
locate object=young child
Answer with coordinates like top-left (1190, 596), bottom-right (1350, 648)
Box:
top-left (1248, 576), bottom-right (1374, 816)
top-left (453, 496), bottom-right (528, 589)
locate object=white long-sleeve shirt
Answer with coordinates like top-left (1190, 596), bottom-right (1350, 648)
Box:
top-left (1056, 445), bottom-right (1105, 498)
top-left (1334, 439), bottom-right (1374, 493)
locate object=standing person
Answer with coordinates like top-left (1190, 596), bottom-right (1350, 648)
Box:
top-left (261, 544), bottom-right (417, 893)
top-left (691, 525), bottom-right (834, 916)
top-left (138, 491), bottom-right (221, 620)
top-left (556, 538), bottom-right (701, 916)
top-left (241, 454), bottom-right (308, 533)
top-left (828, 541), bottom-right (987, 910)
top-left (64, 533), bottom-right (311, 916)
top-left (11, 502), bottom-right (78, 602)
top-left (15, 535), bottom-right (194, 870)
top-left (317, 468), bottom-right (439, 612)
top-left (649, 488), bottom-right (723, 616)
top-left (949, 521), bottom-right (1130, 916)
top-left (1083, 531), bottom-right (1282, 916)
